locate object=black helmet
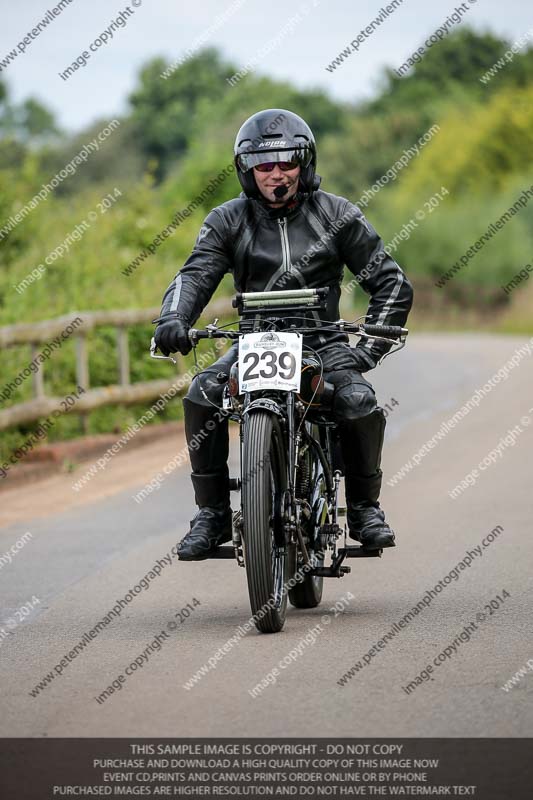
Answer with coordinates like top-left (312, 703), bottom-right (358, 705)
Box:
top-left (234, 108), bottom-right (320, 200)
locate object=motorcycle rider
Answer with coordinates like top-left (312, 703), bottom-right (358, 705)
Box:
top-left (154, 109), bottom-right (413, 560)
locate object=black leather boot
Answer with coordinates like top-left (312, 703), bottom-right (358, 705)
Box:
top-left (339, 408), bottom-right (396, 550)
top-left (346, 498), bottom-right (396, 550)
top-left (177, 398), bottom-right (232, 561)
top-left (177, 473), bottom-right (233, 560)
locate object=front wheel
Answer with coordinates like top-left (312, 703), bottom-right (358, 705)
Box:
top-left (242, 411), bottom-right (289, 633)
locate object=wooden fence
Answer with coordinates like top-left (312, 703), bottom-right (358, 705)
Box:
top-left (0, 298), bottom-right (231, 432)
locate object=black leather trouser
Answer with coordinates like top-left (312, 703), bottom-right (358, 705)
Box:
top-left (182, 342), bottom-right (385, 508)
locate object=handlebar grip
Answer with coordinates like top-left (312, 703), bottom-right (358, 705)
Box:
top-left (189, 329), bottom-right (210, 341)
top-left (188, 329), bottom-right (239, 342)
top-left (360, 324), bottom-right (408, 340)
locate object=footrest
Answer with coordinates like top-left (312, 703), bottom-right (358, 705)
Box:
top-left (311, 565), bottom-right (351, 577)
top-left (206, 546), bottom-right (236, 559)
top-left (340, 546), bottom-right (382, 558)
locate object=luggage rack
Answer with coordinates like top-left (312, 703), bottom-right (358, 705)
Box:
top-left (233, 287), bottom-right (329, 317)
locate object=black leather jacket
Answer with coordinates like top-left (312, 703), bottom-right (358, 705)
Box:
top-left (159, 188), bottom-right (414, 368)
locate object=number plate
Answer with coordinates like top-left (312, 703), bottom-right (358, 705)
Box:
top-left (239, 332), bottom-right (302, 393)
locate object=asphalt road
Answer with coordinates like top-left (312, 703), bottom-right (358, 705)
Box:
top-left (1, 333), bottom-right (532, 737)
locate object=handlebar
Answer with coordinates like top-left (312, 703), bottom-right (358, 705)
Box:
top-left (186, 322), bottom-right (408, 345)
top-left (150, 320), bottom-right (408, 360)
top-left (357, 324), bottom-right (408, 340)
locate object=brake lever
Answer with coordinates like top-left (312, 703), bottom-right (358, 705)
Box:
top-left (150, 336), bottom-right (177, 365)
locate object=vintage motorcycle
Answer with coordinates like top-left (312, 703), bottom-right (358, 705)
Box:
top-left (151, 287), bottom-right (407, 633)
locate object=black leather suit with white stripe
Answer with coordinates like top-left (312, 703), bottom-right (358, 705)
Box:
top-left (157, 188), bottom-right (413, 538)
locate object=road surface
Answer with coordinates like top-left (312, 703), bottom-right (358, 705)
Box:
top-left (1, 333), bottom-right (532, 737)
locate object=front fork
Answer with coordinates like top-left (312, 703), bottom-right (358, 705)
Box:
top-left (286, 394), bottom-right (312, 567)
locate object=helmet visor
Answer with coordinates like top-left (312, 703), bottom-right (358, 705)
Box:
top-left (237, 147), bottom-right (312, 173)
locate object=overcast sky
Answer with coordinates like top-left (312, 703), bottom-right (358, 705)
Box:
top-left (1, 0), bottom-right (531, 133)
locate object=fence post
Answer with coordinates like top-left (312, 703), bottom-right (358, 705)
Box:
top-left (117, 327), bottom-right (130, 386)
top-left (76, 335), bottom-right (90, 434)
top-left (30, 343), bottom-right (45, 399)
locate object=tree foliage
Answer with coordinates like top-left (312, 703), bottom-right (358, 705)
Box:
top-left (2, 27), bottom-right (533, 452)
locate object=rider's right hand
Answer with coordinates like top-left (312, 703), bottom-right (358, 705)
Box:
top-left (154, 315), bottom-right (192, 356)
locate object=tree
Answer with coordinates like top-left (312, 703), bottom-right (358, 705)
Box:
top-left (372, 29), bottom-right (518, 112)
top-left (129, 49), bottom-right (239, 179)
top-left (0, 78), bottom-right (60, 160)
top-left (15, 98), bottom-right (59, 142)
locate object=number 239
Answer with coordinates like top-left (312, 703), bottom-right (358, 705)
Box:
top-left (242, 350), bottom-right (296, 381)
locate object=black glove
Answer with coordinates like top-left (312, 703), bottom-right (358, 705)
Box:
top-left (154, 315), bottom-right (192, 356)
top-left (349, 347), bottom-right (377, 373)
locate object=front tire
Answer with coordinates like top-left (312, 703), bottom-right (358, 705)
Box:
top-left (242, 411), bottom-right (288, 634)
